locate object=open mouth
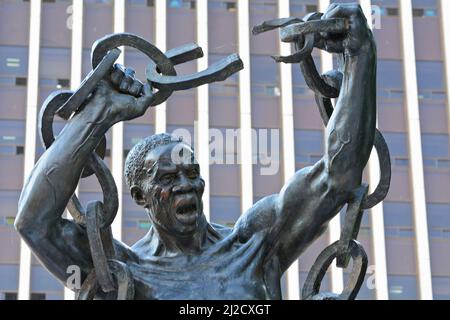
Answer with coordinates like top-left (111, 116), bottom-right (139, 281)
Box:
top-left (176, 202), bottom-right (198, 215)
top-left (174, 198), bottom-right (199, 225)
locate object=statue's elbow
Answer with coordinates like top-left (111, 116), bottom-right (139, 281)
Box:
top-left (14, 211), bottom-right (33, 240)
top-left (14, 201), bottom-right (42, 242)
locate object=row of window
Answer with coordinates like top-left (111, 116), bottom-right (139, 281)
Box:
top-left (1, 120), bottom-right (449, 170)
top-left (1, 292), bottom-right (45, 300)
top-left (2, 185), bottom-right (450, 238)
top-left (294, 129), bottom-right (450, 169)
top-left (0, 44), bottom-right (446, 88)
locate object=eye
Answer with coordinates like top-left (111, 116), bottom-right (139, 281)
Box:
top-left (186, 168), bottom-right (199, 179)
top-left (159, 174), bottom-right (176, 184)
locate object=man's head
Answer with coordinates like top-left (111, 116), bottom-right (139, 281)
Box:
top-left (125, 133), bottom-right (205, 236)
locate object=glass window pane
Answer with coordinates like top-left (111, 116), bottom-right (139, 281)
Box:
top-left (0, 46), bottom-right (28, 76)
top-left (210, 196), bottom-right (240, 227)
top-left (427, 203), bottom-right (450, 239)
top-left (294, 130), bottom-right (324, 164)
top-left (421, 134), bottom-right (450, 159)
top-left (383, 202), bottom-right (414, 227)
top-left (416, 61), bottom-right (444, 90)
top-left (124, 123), bottom-right (154, 150)
top-left (0, 120), bottom-right (25, 146)
top-left (383, 132), bottom-right (408, 158)
top-left (388, 275), bottom-right (418, 300)
top-left (377, 60), bottom-right (404, 89)
top-left (433, 276), bottom-right (450, 300)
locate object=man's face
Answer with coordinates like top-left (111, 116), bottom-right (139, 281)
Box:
top-left (138, 142), bottom-right (205, 235)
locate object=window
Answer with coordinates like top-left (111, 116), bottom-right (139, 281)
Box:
top-left (383, 202), bottom-right (414, 237)
top-left (56, 78), bottom-right (70, 89)
top-left (15, 77), bottom-right (26, 86)
top-left (377, 60), bottom-right (404, 91)
top-left (3, 292), bottom-right (17, 300)
top-left (433, 276), bottom-right (450, 300)
top-left (168, 0), bottom-right (194, 9)
top-left (129, 0), bottom-right (154, 5)
top-left (416, 61), bottom-right (444, 91)
top-left (226, 2), bottom-right (236, 12)
top-left (30, 293), bottom-right (46, 300)
top-left (210, 196), bottom-right (240, 226)
top-left (383, 132), bottom-right (409, 167)
top-left (386, 8), bottom-right (399, 16)
top-left (138, 220), bottom-right (151, 230)
top-left (0, 120), bottom-right (25, 146)
top-left (412, 8), bottom-right (438, 17)
top-left (0, 46), bottom-right (28, 75)
top-left (251, 54), bottom-right (279, 85)
top-left (6, 58), bottom-right (20, 68)
top-left (413, 8), bottom-right (425, 16)
top-left (294, 130), bottom-right (324, 164)
top-left (4, 217), bottom-right (15, 226)
top-left (124, 124), bottom-right (154, 150)
top-left (424, 9), bottom-right (437, 17)
top-left (306, 5), bottom-right (318, 13)
top-left (422, 133), bottom-right (449, 157)
top-left (427, 203), bottom-right (450, 238)
top-left (388, 275), bottom-right (418, 300)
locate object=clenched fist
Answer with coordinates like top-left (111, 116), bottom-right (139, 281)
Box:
top-left (318, 3), bottom-right (375, 57)
top-left (89, 64), bottom-right (155, 125)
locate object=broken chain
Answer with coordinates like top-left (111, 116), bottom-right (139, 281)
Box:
top-left (38, 32), bottom-right (243, 300)
top-left (253, 12), bottom-right (391, 300)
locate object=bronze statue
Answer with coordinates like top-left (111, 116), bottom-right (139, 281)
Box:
top-left (15, 3), bottom-right (390, 300)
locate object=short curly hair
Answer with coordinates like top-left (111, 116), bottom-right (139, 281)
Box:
top-left (124, 133), bottom-right (183, 188)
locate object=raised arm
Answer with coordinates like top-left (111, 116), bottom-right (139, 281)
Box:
top-left (235, 4), bottom-right (376, 272)
top-left (15, 66), bottom-right (153, 284)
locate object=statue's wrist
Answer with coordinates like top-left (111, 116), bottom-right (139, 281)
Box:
top-left (345, 34), bottom-right (376, 58)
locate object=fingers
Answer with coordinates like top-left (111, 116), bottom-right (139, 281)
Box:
top-left (133, 83), bottom-right (154, 115)
top-left (322, 3), bottom-right (362, 20)
top-left (111, 64), bottom-right (125, 87)
top-left (120, 67), bottom-right (135, 92)
top-left (110, 63), bottom-right (144, 97)
top-left (129, 80), bottom-right (143, 96)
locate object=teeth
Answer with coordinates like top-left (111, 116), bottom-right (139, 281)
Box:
top-left (177, 203), bottom-right (197, 215)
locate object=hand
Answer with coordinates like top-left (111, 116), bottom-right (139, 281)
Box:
top-left (318, 3), bottom-right (375, 56)
top-left (90, 64), bottom-right (154, 124)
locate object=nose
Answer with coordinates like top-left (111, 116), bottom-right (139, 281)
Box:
top-left (172, 174), bottom-right (194, 194)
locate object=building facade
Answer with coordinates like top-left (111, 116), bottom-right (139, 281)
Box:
top-left (0, 0), bottom-right (449, 300)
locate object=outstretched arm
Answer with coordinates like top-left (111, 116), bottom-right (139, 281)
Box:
top-left (15, 66), bottom-right (153, 284)
top-left (235, 4), bottom-right (376, 272)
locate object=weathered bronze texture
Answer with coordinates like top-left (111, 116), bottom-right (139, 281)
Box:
top-left (15, 3), bottom-right (389, 300)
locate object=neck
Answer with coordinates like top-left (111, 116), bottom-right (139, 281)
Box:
top-left (150, 214), bottom-right (209, 255)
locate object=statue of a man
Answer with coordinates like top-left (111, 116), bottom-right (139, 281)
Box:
top-left (15, 4), bottom-right (376, 299)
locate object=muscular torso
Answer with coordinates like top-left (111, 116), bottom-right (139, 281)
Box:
top-left (98, 224), bottom-right (282, 300)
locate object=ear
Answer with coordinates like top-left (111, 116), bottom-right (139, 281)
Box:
top-left (130, 185), bottom-right (146, 206)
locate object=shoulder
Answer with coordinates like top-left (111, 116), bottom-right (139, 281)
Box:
top-left (209, 222), bottom-right (233, 238)
top-left (234, 194), bottom-right (278, 243)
